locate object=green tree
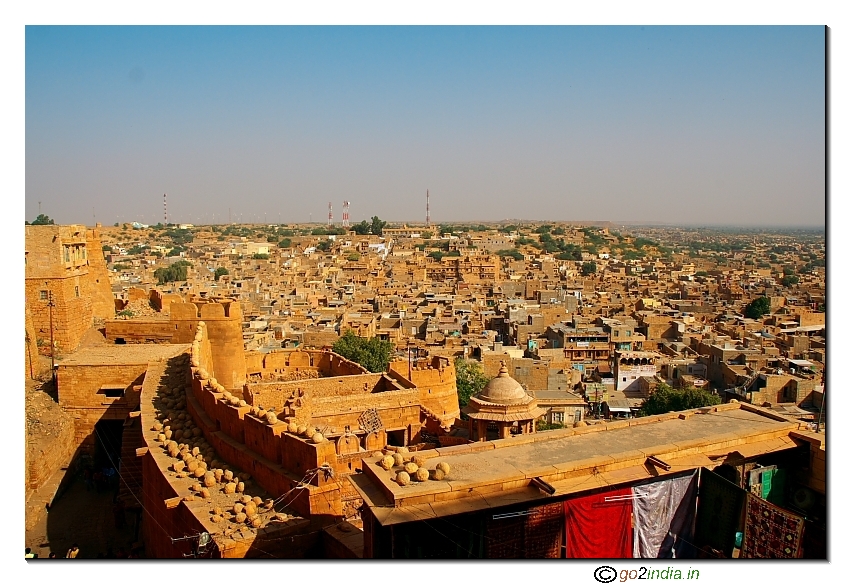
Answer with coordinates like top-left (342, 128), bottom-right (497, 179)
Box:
top-left (497, 248), bottom-right (524, 261)
top-left (641, 383), bottom-right (721, 416)
top-left (278, 238), bottom-right (292, 248)
top-left (31, 214), bottom-right (55, 225)
top-left (454, 358), bottom-right (488, 408)
top-left (102, 245), bottom-right (113, 252)
top-left (428, 251), bottom-right (444, 261)
top-left (581, 261), bottom-right (597, 275)
top-left (744, 296), bottom-right (771, 319)
top-left (370, 216), bottom-right (387, 236)
top-left (352, 220), bottom-right (371, 235)
top-left (332, 331), bottom-right (393, 373)
top-left (214, 267), bottom-right (229, 281)
top-left (781, 275), bottom-right (800, 287)
top-left (252, 253), bottom-right (270, 260)
top-left (154, 260), bottom-right (191, 285)
top-left (347, 252), bottom-right (361, 261)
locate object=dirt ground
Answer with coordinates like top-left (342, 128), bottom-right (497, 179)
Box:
top-left (25, 473), bottom-right (141, 559)
top-left (25, 360), bottom-right (72, 464)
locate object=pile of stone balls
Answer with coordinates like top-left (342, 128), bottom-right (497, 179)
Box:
top-left (375, 447), bottom-right (451, 486)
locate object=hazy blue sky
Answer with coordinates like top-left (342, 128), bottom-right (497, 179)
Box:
top-left (25, 26), bottom-right (825, 227)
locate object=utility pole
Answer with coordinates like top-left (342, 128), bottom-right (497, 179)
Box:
top-left (48, 291), bottom-right (56, 385)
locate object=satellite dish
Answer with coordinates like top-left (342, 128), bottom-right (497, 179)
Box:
top-left (198, 532), bottom-right (210, 548)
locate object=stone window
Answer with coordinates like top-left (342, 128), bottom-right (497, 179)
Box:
top-left (75, 286), bottom-right (80, 297)
top-left (39, 290), bottom-right (48, 301)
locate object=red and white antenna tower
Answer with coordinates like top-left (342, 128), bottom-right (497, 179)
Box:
top-left (327, 202), bottom-right (333, 227)
top-left (426, 189), bottom-right (430, 228)
top-left (163, 193), bottom-right (167, 225)
top-left (342, 200), bottom-right (350, 228)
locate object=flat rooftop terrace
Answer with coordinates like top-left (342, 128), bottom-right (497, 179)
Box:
top-left (352, 403), bottom-right (808, 526)
top-left (58, 344), bottom-right (190, 367)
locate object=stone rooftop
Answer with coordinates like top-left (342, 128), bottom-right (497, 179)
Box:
top-left (352, 402), bottom-right (807, 525)
top-left (59, 344), bottom-right (191, 366)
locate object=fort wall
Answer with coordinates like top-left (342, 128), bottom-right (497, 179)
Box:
top-left (172, 301), bottom-right (247, 390)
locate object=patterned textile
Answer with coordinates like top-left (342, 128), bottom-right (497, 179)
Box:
top-left (485, 502), bottom-right (564, 558)
top-left (694, 468), bottom-right (746, 558)
top-left (564, 487), bottom-right (634, 558)
top-left (632, 472), bottom-right (698, 558)
top-left (486, 514), bottom-right (526, 558)
top-left (524, 502), bottom-right (564, 558)
top-left (741, 494), bottom-right (805, 558)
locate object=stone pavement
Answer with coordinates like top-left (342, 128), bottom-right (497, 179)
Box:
top-left (25, 474), bottom-right (140, 559)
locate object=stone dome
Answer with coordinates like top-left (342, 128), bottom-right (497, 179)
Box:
top-left (479, 363), bottom-right (528, 403)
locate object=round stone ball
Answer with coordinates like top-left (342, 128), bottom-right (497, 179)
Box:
top-left (252, 496), bottom-right (263, 506)
top-left (199, 369), bottom-right (210, 380)
top-left (266, 413), bottom-right (278, 425)
top-left (238, 400), bottom-right (247, 407)
top-left (404, 462), bottom-right (419, 474)
top-left (201, 488), bottom-right (211, 499)
top-left (397, 446), bottom-right (409, 454)
top-left (432, 468), bottom-right (446, 481)
top-left (204, 473), bottom-right (216, 488)
top-left (174, 430), bottom-right (184, 441)
top-left (193, 467), bottom-right (206, 478)
top-left (240, 495), bottom-right (252, 504)
top-left (234, 512), bottom-right (247, 524)
top-left (229, 397), bottom-right (240, 406)
top-left (187, 461), bottom-right (199, 473)
top-left (192, 446), bottom-right (200, 456)
top-left (311, 432), bottom-right (324, 444)
top-left (223, 470), bottom-right (234, 482)
top-left (287, 422), bottom-right (298, 434)
top-left (297, 425), bottom-right (308, 435)
top-left (305, 427), bottom-right (316, 439)
top-left (224, 482), bottom-right (237, 494)
top-left (250, 517), bottom-right (262, 528)
top-left (211, 515), bottom-right (222, 524)
top-left (192, 428), bottom-right (202, 437)
top-left (435, 462), bottom-right (450, 476)
top-left (213, 506), bottom-right (223, 515)
top-left (172, 461), bottom-right (186, 472)
top-left (395, 471), bottom-right (411, 486)
top-left (412, 455), bottom-right (426, 467)
top-left (414, 468), bottom-right (429, 482)
top-left (245, 503), bottom-right (257, 517)
top-left (392, 453), bottom-right (404, 467)
top-left (236, 481), bottom-right (245, 493)
top-left (378, 456), bottom-right (394, 471)
top-left (233, 503), bottom-right (244, 514)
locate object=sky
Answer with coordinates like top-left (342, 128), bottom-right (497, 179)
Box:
top-left (25, 25), bottom-right (825, 227)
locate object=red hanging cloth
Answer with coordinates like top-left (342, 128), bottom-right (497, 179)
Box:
top-left (564, 487), bottom-right (634, 558)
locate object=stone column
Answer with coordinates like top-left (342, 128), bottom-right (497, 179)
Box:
top-left (477, 420), bottom-right (487, 442)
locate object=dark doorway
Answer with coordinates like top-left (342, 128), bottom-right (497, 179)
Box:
top-left (387, 429), bottom-right (406, 447)
top-left (114, 338), bottom-right (126, 344)
top-left (93, 419), bottom-right (124, 472)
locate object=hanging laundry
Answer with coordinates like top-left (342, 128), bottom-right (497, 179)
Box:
top-left (524, 502), bottom-right (564, 558)
top-left (741, 494), bottom-right (805, 558)
top-left (632, 471), bottom-right (698, 558)
top-left (694, 468), bottom-right (746, 558)
top-left (564, 487), bottom-right (633, 558)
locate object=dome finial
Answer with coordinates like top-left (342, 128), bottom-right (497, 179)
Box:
top-left (498, 361), bottom-right (508, 376)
